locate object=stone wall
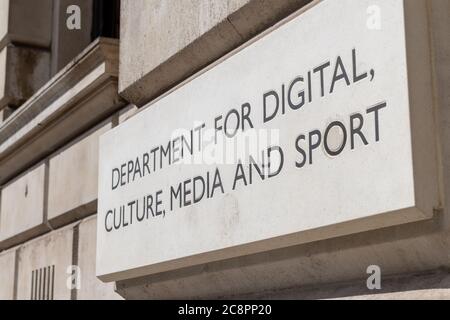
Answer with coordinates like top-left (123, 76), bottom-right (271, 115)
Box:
top-left (0, 0), bottom-right (449, 300)
top-left (0, 36), bottom-right (123, 299)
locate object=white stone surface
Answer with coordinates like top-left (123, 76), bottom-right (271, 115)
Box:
top-left (0, 163), bottom-right (46, 242)
top-left (118, 104), bottom-right (138, 124)
top-left (0, 249), bottom-right (15, 300)
top-left (0, 38), bottom-right (121, 185)
top-left (16, 225), bottom-right (73, 300)
top-left (119, 0), bottom-right (312, 106)
top-left (77, 216), bottom-right (122, 300)
top-left (119, 0), bottom-right (248, 103)
top-left (48, 120), bottom-right (112, 226)
top-left (0, 45), bottom-right (51, 110)
top-left (98, 0), bottom-right (438, 281)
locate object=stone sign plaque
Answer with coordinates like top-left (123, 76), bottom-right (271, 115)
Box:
top-left (97, 0), bottom-right (437, 281)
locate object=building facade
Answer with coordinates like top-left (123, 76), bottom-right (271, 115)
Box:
top-left (0, 0), bottom-right (449, 300)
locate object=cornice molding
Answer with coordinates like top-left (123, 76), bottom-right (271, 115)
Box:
top-left (0, 37), bottom-right (125, 184)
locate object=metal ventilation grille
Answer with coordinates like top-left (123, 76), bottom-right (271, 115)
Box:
top-left (30, 265), bottom-right (55, 300)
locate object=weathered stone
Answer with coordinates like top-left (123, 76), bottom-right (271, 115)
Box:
top-left (0, 38), bottom-right (122, 185)
top-left (16, 225), bottom-right (74, 300)
top-left (0, 0), bottom-right (448, 302)
top-left (0, 45), bottom-right (50, 109)
top-left (0, 248), bottom-right (16, 300)
top-left (0, 162), bottom-right (49, 250)
top-left (118, 104), bottom-right (138, 124)
top-left (116, 225), bottom-right (450, 299)
top-left (119, 0), bottom-right (311, 106)
top-left (48, 120), bottom-right (112, 228)
top-left (77, 216), bottom-right (122, 300)
top-left (0, 46), bottom-right (6, 105)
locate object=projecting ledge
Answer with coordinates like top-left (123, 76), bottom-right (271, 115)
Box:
top-left (0, 38), bottom-right (125, 185)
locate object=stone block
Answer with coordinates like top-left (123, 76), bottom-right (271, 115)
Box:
top-left (0, 162), bottom-right (48, 250)
top-left (0, 248), bottom-right (16, 300)
top-left (119, 0), bottom-right (311, 106)
top-left (77, 216), bottom-right (122, 300)
top-left (16, 226), bottom-right (73, 300)
top-left (47, 120), bottom-right (112, 228)
top-left (0, 46), bottom-right (5, 103)
top-left (0, 45), bottom-right (50, 109)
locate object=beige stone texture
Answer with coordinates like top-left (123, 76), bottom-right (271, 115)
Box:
top-left (0, 162), bottom-right (48, 249)
top-left (119, 0), bottom-right (312, 106)
top-left (77, 216), bottom-right (122, 300)
top-left (0, 248), bottom-right (16, 300)
top-left (47, 120), bottom-right (112, 228)
top-left (16, 225), bottom-right (73, 300)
